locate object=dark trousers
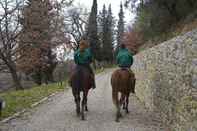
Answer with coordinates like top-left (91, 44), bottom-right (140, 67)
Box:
top-left (77, 64), bottom-right (94, 75)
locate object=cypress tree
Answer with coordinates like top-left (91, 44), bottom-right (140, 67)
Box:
top-left (86, 0), bottom-right (101, 62)
top-left (117, 2), bottom-right (125, 49)
top-left (98, 4), bottom-right (107, 61)
top-left (102, 4), bottom-right (114, 63)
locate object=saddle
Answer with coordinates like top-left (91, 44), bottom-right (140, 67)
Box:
top-left (119, 67), bottom-right (132, 75)
top-left (120, 67), bottom-right (130, 71)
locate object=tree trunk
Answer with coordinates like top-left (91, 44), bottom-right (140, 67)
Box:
top-left (8, 64), bottom-right (23, 90)
top-left (43, 68), bottom-right (55, 84)
top-left (1, 55), bottom-right (23, 90)
top-left (187, 0), bottom-right (195, 8)
top-left (48, 73), bottom-right (54, 82)
top-left (11, 70), bottom-right (23, 90)
top-left (47, 69), bottom-right (55, 82)
top-left (162, 1), bottom-right (180, 21)
top-left (140, 0), bottom-right (144, 7)
top-left (31, 70), bottom-right (42, 85)
top-left (36, 71), bottom-right (42, 85)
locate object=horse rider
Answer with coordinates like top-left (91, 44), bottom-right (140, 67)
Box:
top-left (74, 39), bottom-right (96, 89)
top-left (116, 43), bottom-right (134, 69)
top-left (116, 43), bottom-right (135, 93)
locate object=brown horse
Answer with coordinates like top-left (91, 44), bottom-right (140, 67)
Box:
top-left (111, 68), bottom-right (135, 122)
top-left (69, 65), bottom-right (93, 120)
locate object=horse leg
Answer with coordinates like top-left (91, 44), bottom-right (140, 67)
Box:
top-left (120, 94), bottom-right (126, 110)
top-left (72, 88), bottom-right (81, 116)
top-left (112, 90), bottom-right (121, 122)
top-left (75, 94), bottom-right (81, 116)
top-left (125, 94), bottom-right (130, 114)
top-left (81, 91), bottom-right (87, 120)
top-left (85, 105), bottom-right (88, 111)
top-left (131, 77), bottom-right (136, 94)
top-left (85, 90), bottom-right (89, 112)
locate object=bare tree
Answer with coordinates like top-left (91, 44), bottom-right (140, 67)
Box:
top-left (64, 5), bottom-right (88, 43)
top-left (124, 0), bottom-right (145, 12)
top-left (50, 0), bottom-right (74, 45)
top-left (0, 0), bottom-right (24, 90)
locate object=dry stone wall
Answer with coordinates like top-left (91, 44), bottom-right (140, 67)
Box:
top-left (132, 29), bottom-right (197, 131)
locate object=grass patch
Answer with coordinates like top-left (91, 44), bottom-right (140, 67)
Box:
top-left (0, 82), bottom-right (67, 120)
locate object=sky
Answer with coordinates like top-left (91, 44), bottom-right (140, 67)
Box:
top-left (73, 0), bottom-right (136, 25)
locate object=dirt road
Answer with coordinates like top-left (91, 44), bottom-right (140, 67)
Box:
top-left (1, 69), bottom-right (165, 131)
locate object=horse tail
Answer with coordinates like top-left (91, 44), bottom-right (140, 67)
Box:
top-left (71, 67), bottom-right (83, 93)
top-left (111, 71), bottom-right (119, 108)
top-left (112, 89), bottom-right (119, 108)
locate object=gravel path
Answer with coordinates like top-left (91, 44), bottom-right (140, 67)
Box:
top-left (1, 69), bottom-right (165, 131)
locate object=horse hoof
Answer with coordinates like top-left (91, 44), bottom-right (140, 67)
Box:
top-left (126, 110), bottom-right (130, 114)
top-left (119, 113), bottom-right (123, 118)
top-left (77, 112), bottom-right (80, 117)
top-left (81, 116), bottom-right (85, 120)
top-left (76, 110), bottom-right (80, 116)
top-left (85, 106), bottom-right (88, 111)
top-left (115, 119), bottom-right (120, 122)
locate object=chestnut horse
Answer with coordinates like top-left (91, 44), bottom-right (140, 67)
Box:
top-left (111, 68), bottom-right (135, 122)
top-left (69, 65), bottom-right (93, 120)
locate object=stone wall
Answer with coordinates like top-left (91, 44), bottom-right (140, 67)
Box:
top-left (132, 29), bottom-right (197, 130)
top-left (0, 73), bottom-right (36, 92)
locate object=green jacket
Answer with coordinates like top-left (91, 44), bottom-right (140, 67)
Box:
top-left (116, 48), bottom-right (133, 67)
top-left (74, 48), bottom-right (93, 65)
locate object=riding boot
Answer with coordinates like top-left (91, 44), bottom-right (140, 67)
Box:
top-left (87, 65), bottom-right (96, 89)
top-left (128, 68), bottom-right (135, 94)
top-left (92, 74), bottom-right (96, 89)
